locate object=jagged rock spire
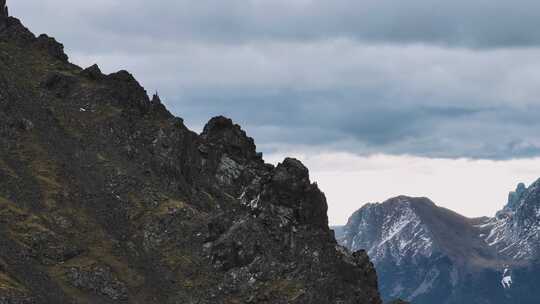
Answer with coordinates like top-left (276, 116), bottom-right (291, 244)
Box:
top-left (201, 116), bottom-right (260, 162)
top-left (151, 91), bottom-right (161, 103)
top-left (1, 0), bottom-right (7, 17)
top-left (0, 0), bottom-right (7, 30)
top-left (505, 182), bottom-right (527, 211)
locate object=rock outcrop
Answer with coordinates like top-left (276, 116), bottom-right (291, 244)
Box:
top-left (480, 180), bottom-right (540, 260)
top-left (506, 182), bottom-right (526, 211)
top-left (0, 2), bottom-right (382, 303)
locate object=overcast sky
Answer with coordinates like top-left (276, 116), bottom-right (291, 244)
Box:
top-left (10, 0), bottom-right (540, 224)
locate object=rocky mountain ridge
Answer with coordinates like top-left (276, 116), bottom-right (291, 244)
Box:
top-left (336, 181), bottom-right (540, 304)
top-left (477, 181), bottom-right (540, 261)
top-left (0, 3), bottom-right (382, 303)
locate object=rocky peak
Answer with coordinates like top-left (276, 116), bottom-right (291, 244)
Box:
top-left (105, 70), bottom-right (157, 113)
top-left (271, 158), bottom-right (310, 193)
top-left (339, 196), bottom-right (436, 264)
top-left (262, 158), bottom-right (328, 228)
top-left (484, 179), bottom-right (540, 260)
top-left (0, 1), bottom-right (31, 42)
top-left (0, 0), bottom-right (7, 20)
top-left (80, 64), bottom-right (104, 80)
top-left (505, 182), bottom-right (527, 211)
top-left (516, 179), bottom-right (540, 217)
top-left (0, 3), bottom-right (67, 61)
top-left (34, 34), bottom-right (68, 62)
top-left (0, 0), bottom-right (7, 21)
top-left (197, 116), bottom-right (266, 196)
top-left (151, 92), bottom-right (161, 104)
top-left (201, 116), bottom-right (261, 162)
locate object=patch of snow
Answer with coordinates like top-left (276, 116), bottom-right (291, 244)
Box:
top-left (481, 211), bottom-right (539, 260)
top-left (359, 201), bottom-right (434, 264)
top-left (501, 275), bottom-right (512, 289)
top-left (250, 195), bottom-right (260, 208)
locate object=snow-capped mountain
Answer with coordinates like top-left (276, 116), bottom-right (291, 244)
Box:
top-left (477, 181), bottom-right (540, 260)
top-left (335, 180), bottom-right (540, 304)
top-left (339, 197), bottom-right (434, 265)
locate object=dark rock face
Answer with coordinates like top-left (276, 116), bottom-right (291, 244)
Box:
top-left (261, 158), bottom-right (328, 228)
top-left (0, 5), bottom-right (382, 304)
top-left (80, 64), bottom-right (105, 81)
top-left (337, 189), bottom-right (540, 304)
top-left (506, 182), bottom-right (526, 211)
top-left (34, 34), bottom-right (68, 62)
top-left (201, 116), bottom-right (260, 162)
top-left (66, 264), bottom-right (128, 301)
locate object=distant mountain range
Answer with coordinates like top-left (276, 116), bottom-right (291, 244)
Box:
top-left (334, 181), bottom-right (540, 304)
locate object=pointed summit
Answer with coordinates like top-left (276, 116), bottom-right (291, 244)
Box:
top-left (505, 182), bottom-right (527, 211)
top-left (1, 0), bottom-right (7, 16)
top-left (151, 91), bottom-right (161, 104)
top-left (201, 116), bottom-right (260, 162)
top-left (0, 0), bottom-right (8, 30)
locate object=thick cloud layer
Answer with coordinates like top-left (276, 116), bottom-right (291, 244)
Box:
top-left (14, 0), bottom-right (540, 48)
top-left (10, 0), bottom-right (540, 159)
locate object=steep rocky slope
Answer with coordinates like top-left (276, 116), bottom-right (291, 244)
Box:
top-left (477, 182), bottom-right (540, 260)
top-left (0, 4), bottom-right (382, 304)
top-left (336, 183), bottom-right (540, 304)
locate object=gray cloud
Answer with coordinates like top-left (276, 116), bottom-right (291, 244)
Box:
top-left (163, 87), bottom-right (540, 159)
top-left (67, 41), bottom-right (540, 160)
top-left (9, 1), bottom-right (540, 159)
top-left (12, 0), bottom-right (540, 48)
